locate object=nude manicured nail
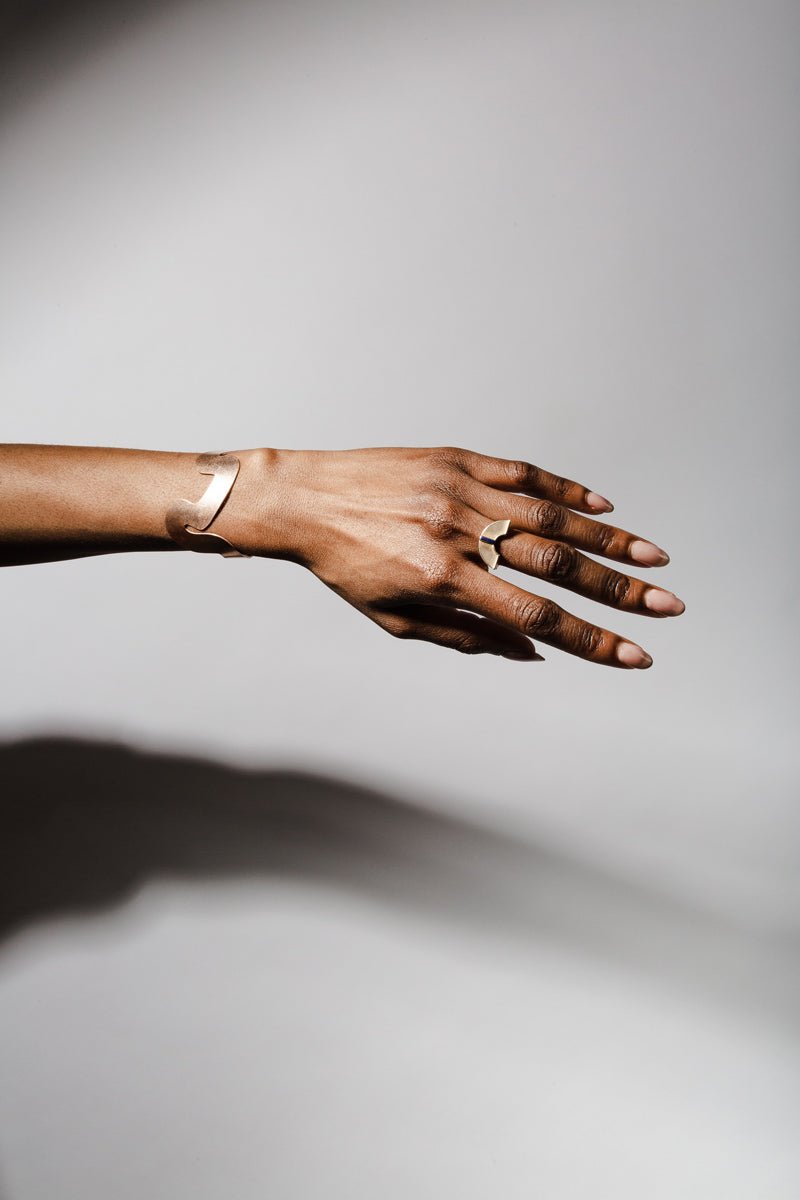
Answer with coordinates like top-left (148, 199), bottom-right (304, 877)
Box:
top-left (644, 588), bottom-right (685, 615)
top-left (586, 491), bottom-right (614, 513)
top-left (629, 539), bottom-right (670, 566)
top-left (616, 641), bottom-right (653, 669)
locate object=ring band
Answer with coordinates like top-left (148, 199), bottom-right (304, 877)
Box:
top-left (478, 519), bottom-right (511, 570)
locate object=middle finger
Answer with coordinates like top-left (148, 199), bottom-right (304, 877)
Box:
top-left (494, 530), bottom-right (685, 616)
top-left (463, 480), bottom-right (671, 568)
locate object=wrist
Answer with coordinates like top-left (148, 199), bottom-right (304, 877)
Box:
top-left (208, 446), bottom-right (305, 561)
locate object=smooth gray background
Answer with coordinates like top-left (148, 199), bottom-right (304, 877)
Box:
top-left (1, 1), bottom-right (798, 1197)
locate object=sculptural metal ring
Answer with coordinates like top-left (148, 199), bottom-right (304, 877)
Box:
top-left (478, 519), bottom-right (511, 570)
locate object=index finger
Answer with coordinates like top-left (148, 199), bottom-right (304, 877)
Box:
top-left (452, 450), bottom-right (614, 515)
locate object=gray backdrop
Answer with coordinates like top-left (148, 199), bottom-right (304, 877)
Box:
top-left (1, 1), bottom-right (798, 1196)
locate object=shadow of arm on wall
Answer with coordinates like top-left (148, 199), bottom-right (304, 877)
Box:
top-left (0, 0), bottom-right (165, 120)
top-left (1, 736), bottom-right (797, 1031)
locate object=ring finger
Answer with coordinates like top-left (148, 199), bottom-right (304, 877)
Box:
top-left (488, 529), bottom-right (685, 617)
top-left (459, 563), bottom-right (653, 668)
top-left (462, 479), bottom-right (671, 568)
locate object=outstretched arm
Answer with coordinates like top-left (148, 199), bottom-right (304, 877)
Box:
top-left (0, 444), bottom-right (278, 566)
top-left (0, 443), bottom-right (684, 666)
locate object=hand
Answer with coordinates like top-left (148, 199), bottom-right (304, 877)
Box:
top-left (228, 446), bottom-right (684, 666)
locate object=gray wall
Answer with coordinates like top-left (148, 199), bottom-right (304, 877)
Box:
top-left (1, 1), bottom-right (798, 1196)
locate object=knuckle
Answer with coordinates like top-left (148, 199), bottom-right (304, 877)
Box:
top-left (436, 466), bottom-right (466, 499)
top-left (417, 463), bottom-right (463, 506)
top-left (529, 499), bottom-right (565, 536)
top-left (576, 623), bottom-right (604, 658)
top-left (422, 495), bottom-right (462, 541)
top-left (595, 523), bottom-right (616, 554)
top-left (513, 594), bottom-right (561, 636)
top-left (430, 445), bottom-right (466, 471)
top-left (418, 553), bottom-right (460, 597)
top-left (451, 633), bottom-right (484, 656)
top-left (552, 474), bottom-right (572, 500)
top-left (505, 459), bottom-right (533, 489)
top-left (535, 540), bottom-right (577, 581)
top-left (603, 570), bottom-right (631, 606)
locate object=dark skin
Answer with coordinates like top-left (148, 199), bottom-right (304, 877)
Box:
top-left (0, 443), bottom-right (684, 665)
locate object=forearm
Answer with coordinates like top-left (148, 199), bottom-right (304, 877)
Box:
top-left (0, 444), bottom-right (284, 566)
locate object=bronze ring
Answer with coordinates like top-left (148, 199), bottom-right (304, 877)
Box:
top-left (478, 519), bottom-right (511, 571)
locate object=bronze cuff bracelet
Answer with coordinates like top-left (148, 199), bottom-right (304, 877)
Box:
top-left (165, 453), bottom-right (249, 557)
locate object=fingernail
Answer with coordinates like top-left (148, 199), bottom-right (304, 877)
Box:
top-left (503, 647), bottom-right (544, 661)
top-left (616, 641), bottom-right (653, 669)
top-left (586, 491), bottom-right (614, 513)
top-left (629, 539), bottom-right (670, 566)
top-left (644, 588), bottom-right (685, 616)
